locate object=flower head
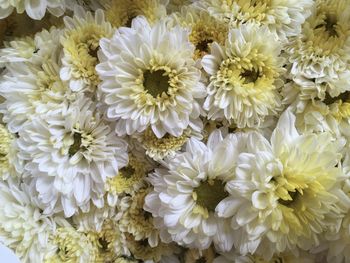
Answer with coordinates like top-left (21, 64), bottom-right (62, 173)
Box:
top-left (144, 130), bottom-right (246, 251)
top-left (96, 16), bottom-right (206, 138)
top-left (17, 96), bottom-right (128, 216)
top-left (60, 6), bottom-right (113, 92)
top-left (202, 23), bottom-right (284, 128)
top-left (286, 0), bottom-right (350, 100)
top-left (222, 110), bottom-right (347, 258)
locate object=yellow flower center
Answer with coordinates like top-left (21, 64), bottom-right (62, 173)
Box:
top-left (68, 133), bottom-right (83, 156)
top-left (193, 179), bottom-right (228, 213)
top-left (143, 69), bottom-right (170, 98)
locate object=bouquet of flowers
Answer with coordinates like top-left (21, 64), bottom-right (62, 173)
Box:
top-left (1, 0), bottom-right (350, 262)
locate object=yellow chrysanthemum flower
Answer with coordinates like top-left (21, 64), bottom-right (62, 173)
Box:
top-left (194, 0), bottom-right (313, 41)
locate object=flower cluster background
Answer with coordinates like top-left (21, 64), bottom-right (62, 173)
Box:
top-left (1, 0), bottom-right (350, 262)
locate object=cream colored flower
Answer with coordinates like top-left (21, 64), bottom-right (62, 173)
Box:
top-left (286, 0), bottom-right (350, 100)
top-left (202, 23), bottom-right (284, 128)
top-left (88, 219), bottom-right (128, 262)
top-left (118, 187), bottom-right (159, 247)
top-left (17, 96), bottom-right (128, 217)
top-left (194, 0), bottom-right (313, 41)
top-left (96, 16), bottom-right (206, 138)
top-left (0, 56), bottom-right (74, 133)
top-left (0, 26), bottom-right (62, 66)
top-left (144, 130), bottom-right (246, 251)
top-left (0, 0), bottom-right (66, 20)
top-left (45, 227), bottom-right (97, 263)
top-left (104, 0), bottom-right (168, 27)
top-left (60, 6), bottom-right (113, 92)
top-left (172, 6), bottom-right (228, 60)
top-left (221, 110), bottom-right (347, 259)
top-left (0, 180), bottom-right (56, 263)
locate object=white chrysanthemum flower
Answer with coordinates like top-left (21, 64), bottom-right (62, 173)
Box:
top-left (313, 153), bottom-right (350, 263)
top-left (136, 128), bottom-right (191, 160)
top-left (44, 226), bottom-right (98, 263)
top-left (144, 130), bottom-right (246, 251)
top-left (295, 96), bottom-right (350, 150)
top-left (96, 16), bottom-right (206, 138)
top-left (286, 0), bottom-right (350, 100)
top-left (0, 180), bottom-right (56, 263)
top-left (0, 124), bottom-right (23, 179)
top-left (124, 233), bottom-right (179, 263)
top-left (171, 6), bottom-right (228, 60)
top-left (0, 57), bottom-right (75, 133)
top-left (193, 0), bottom-right (313, 41)
top-left (221, 110), bottom-right (347, 259)
top-left (106, 150), bottom-right (153, 205)
top-left (17, 96), bottom-right (128, 217)
top-left (0, 26), bottom-right (62, 66)
top-left (202, 23), bottom-right (284, 128)
top-left (87, 219), bottom-right (128, 262)
top-left (60, 6), bottom-right (114, 93)
top-left (213, 250), bottom-right (315, 263)
top-left (0, 0), bottom-right (66, 20)
top-left (72, 205), bottom-right (116, 232)
top-left (118, 187), bottom-right (159, 247)
top-left (103, 0), bottom-right (168, 28)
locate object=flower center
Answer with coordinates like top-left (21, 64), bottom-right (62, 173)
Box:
top-left (98, 237), bottom-right (109, 251)
top-left (240, 69), bottom-right (260, 84)
top-left (324, 14), bottom-right (338, 37)
top-left (143, 69), bottom-right (170, 97)
top-left (196, 257), bottom-right (207, 263)
top-left (278, 190), bottom-right (300, 206)
top-left (120, 166), bottom-right (136, 179)
top-left (194, 179), bottom-right (228, 212)
top-left (69, 133), bottom-right (82, 156)
top-left (323, 91), bottom-right (350, 105)
top-left (195, 39), bottom-right (213, 53)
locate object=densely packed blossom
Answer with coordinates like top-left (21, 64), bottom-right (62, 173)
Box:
top-left (1, 0), bottom-right (350, 262)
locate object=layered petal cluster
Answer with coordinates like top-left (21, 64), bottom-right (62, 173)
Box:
top-left (0, 0), bottom-right (66, 20)
top-left (193, 0), bottom-right (313, 41)
top-left (0, 180), bottom-right (57, 263)
top-left (17, 97), bottom-right (128, 216)
top-left (221, 110), bottom-right (348, 259)
top-left (286, 0), bottom-right (350, 100)
top-left (60, 6), bottom-right (114, 92)
top-left (202, 23), bottom-right (285, 128)
top-left (96, 16), bottom-right (206, 138)
top-left (144, 130), bottom-right (246, 251)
